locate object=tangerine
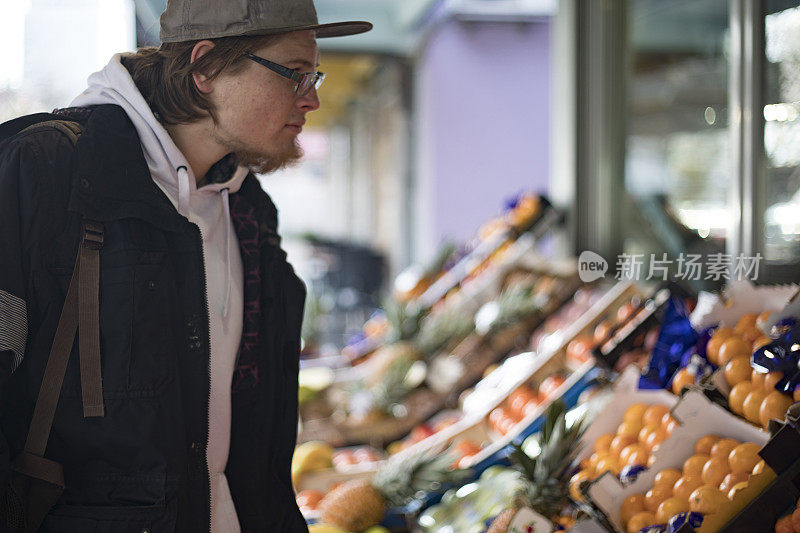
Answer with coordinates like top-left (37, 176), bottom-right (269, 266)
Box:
top-left (701, 456), bottom-right (731, 487)
top-left (764, 371), bottom-right (784, 394)
top-left (673, 474), bottom-right (703, 501)
top-left (743, 389), bottom-right (767, 424)
top-left (619, 493), bottom-right (646, 527)
top-left (626, 511), bottom-right (656, 533)
top-left (728, 381), bottom-right (753, 415)
top-left (643, 405), bottom-right (670, 428)
top-left (710, 438), bottom-right (740, 460)
top-left (682, 454), bottom-right (710, 478)
top-left (638, 425), bottom-right (657, 445)
top-left (707, 328), bottom-right (735, 365)
top-left (734, 313), bottom-right (758, 334)
top-left (688, 486), bottom-right (727, 514)
top-left (694, 434), bottom-right (720, 455)
top-left (653, 468), bottom-right (682, 489)
top-left (752, 336), bottom-right (772, 352)
top-left (617, 420), bottom-right (643, 439)
top-left (759, 391), bottom-right (793, 428)
top-left (750, 369), bottom-right (766, 391)
top-left (752, 460), bottom-right (768, 476)
top-left (610, 435), bottom-right (637, 458)
top-left (724, 357), bottom-right (753, 387)
top-left (620, 443), bottom-right (648, 465)
top-left (569, 470), bottom-right (592, 501)
top-left (594, 433), bottom-right (615, 453)
top-left (645, 484), bottom-right (673, 513)
top-left (645, 427), bottom-right (668, 453)
top-left (718, 336), bottom-right (750, 366)
top-left (672, 367), bottom-right (696, 395)
top-left (595, 457), bottom-right (620, 476)
top-left (655, 497), bottom-right (690, 524)
top-left (624, 403), bottom-right (649, 425)
top-left (728, 443), bottom-right (761, 474)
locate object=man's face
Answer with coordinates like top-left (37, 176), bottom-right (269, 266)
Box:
top-left (207, 30), bottom-right (321, 173)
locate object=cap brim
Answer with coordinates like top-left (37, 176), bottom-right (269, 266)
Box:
top-left (240, 20), bottom-right (373, 39)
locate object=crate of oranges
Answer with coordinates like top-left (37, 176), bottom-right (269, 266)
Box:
top-left (586, 389), bottom-right (768, 532)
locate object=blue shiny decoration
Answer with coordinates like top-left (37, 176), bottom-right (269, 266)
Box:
top-left (619, 464), bottom-right (647, 485)
top-left (668, 511), bottom-right (704, 531)
top-left (641, 297), bottom-right (699, 389)
top-left (752, 322), bottom-right (800, 394)
top-left (639, 526), bottom-right (667, 533)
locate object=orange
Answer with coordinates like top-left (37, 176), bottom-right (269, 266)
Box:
top-left (728, 443), bottom-right (761, 474)
top-left (710, 438), bottom-right (740, 460)
top-left (728, 481), bottom-right (749, 500)
top-left (718, 336), bottom-right (750, 366)
top-left (751, 369), bottom-right (766, 391)
top-left (594, 433), bottom-right (615, 453)
top-left (682, 454), bottom-right (710, 478)
top-left (643, 405), bottom-right (670, 428)
top-left (624, 403), bottom-right (649, 425)
top-left (734, 313), bottom-right (758, 335)
top-left (595, 457), bottom-right (621, 476)
top-left (752, 460), bottom-right (768, 476)
top-left (688, 486), bottom-right (727, 514)
top-left (647, 454), bottom-right (657, 468)
top-left (743, 389), bottom-right (767, 424)
top-left (645, 484), bottom-right (673, 513)
top-left (654, 468), bottom-right (682, 489)
top-left (707, 327), bottom-right (735, 365)
top-left (620, 443), bottom-right (647, 465)
top-left (664, 417), bottom-right (678, 436)
top-left (672, 367), bottom-right (696, 395)
top-left (760, 391), bottom-right (793, 428)
top-left (626, 448), bottom-right (650, 467)
top-left (655, 497), bottom-right (690, 524)
top-left (673, 475), bottom-right (703, 501)
top-left (701, 456), bottom-right (731, 487)
top-left (589, 451), bottom-right (613, 468)
top-left (728, 381), bottom-right (753, 415)
top-left (645, 427), bottom-right (668, 453)
top-left (694, 434), bottom-right (720, 455)
top-left (764, 371), bottom-right (784, 394)
top-left (724, 357), bottom-right (753, 387)
top-left (719, 472), bottom-right (750, 492)
top-left (619, 493), bottom-right (646, 527)
top-left (638, 425), bottom-right (657, 445)
top-left (610, 434), bottom-right (637, 458)
top-left (626, 511), bottom-right (656, 533)
top-left (618, 420), bottom-right (643, 439)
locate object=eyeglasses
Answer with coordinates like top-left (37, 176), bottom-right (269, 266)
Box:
top-left (243, 53), bottom-right (326, 96)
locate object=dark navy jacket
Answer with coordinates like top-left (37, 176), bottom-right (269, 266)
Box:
top-left (0, 105), bottom-right (307, 532)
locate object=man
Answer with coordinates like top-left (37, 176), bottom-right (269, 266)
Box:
top-left (0, 1), bottom-right (370, 532)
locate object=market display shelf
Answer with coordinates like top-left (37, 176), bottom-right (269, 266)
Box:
top-left (415, 199), bottom-right (560, 310)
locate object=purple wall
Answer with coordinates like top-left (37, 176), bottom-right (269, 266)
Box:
top-left (416, 19), bottom-right (551, 258)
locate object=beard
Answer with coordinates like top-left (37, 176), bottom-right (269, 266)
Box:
top-left (211, 127), bottom-right (304, 175)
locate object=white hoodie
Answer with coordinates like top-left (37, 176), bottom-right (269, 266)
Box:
top-left (71, 54), bottom-right (246, 533)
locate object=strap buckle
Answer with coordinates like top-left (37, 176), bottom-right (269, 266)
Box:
top-left (81, 220), bottom-right (104, 250)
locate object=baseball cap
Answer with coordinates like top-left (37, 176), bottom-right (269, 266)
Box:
top-left (160, 0), bottom-right (373, 43)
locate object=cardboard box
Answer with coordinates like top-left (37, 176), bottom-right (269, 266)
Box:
top-left (586, 390), bottom-right (769, 532)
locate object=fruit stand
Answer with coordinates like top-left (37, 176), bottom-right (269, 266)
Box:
top-left (292, 194), bottom-right (800, 533)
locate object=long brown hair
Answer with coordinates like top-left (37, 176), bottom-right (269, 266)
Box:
top-left (123, 34), bottom-right (279, 125)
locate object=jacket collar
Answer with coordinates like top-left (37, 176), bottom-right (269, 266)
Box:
top-left (67, 104), bottom-right (280, 240)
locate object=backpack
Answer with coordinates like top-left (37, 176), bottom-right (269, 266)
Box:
top-left (0, 114), bottom-right (105, 532)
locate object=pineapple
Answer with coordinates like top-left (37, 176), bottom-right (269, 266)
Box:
top-left (318, 450), bottom-right (469, 532)
top-left (487, 401), bottom-right (585, 530)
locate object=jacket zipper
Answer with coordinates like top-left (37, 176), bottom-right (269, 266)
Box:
top-left (193, 224), bottom-right (213, 533)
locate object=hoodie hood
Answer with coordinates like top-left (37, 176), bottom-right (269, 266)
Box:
top-left (70, 53), bottom-right (248, 216)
